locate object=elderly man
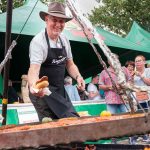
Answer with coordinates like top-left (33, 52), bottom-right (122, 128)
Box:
top-left (64, 76), bottom-right (81, 101)
top-left (28, 2), bottom-right (85, 121)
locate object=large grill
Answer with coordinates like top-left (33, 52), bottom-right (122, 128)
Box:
top-left (0, 113), bottom-right (150, 149)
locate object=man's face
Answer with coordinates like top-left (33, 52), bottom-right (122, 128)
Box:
top-left (135, 56), bottom-right (145, 69)
top-left (45, 15), bottom-right (65, 38)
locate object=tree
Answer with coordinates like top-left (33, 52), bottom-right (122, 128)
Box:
top-left (89, 0), bottom-right (150, 36)
top-left (0, 0), bottom-right (64, 13)
top-left (0, 0), bottom-right (25, 13)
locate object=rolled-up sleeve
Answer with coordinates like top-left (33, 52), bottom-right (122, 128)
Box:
top-left (29, 39), bottom-right (45, 65)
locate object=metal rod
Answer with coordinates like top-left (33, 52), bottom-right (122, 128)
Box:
top-left (2, 0), bottom-right (13, 125)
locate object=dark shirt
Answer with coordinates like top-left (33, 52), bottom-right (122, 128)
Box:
top-left (8, 86), bottom-right (20, 104)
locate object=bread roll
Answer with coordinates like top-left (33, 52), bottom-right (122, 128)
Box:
top-left (34, 76), bottom-right (49, 89)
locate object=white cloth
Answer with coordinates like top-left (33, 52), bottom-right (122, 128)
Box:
top-left (29, 30), bottom-right (73, 65)
top-left (87, 83), bottom-right (101, 100)
top-left (134, 68), bottom-right (150, 86)
top-left (133, 68), bottom-right (150, 103)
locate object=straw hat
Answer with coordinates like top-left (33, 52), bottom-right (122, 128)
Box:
top-left (39, 2), bottom-right (73, 22)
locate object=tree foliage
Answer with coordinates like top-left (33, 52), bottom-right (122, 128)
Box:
top-left (0, 0), bottom-right (64, 13)
top-left (89, 0), bottom-right (150, 36)
top-left (0, 0), bottom-right (25, 13)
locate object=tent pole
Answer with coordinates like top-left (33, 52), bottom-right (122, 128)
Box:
top-left (2, 0), bottom-right (13, 125)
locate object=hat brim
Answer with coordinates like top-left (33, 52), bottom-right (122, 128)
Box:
top-left (39, 11), bottom-right (73, 22)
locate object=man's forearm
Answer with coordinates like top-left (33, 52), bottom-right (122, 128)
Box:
top-left (66, 60), bottom-right (82, 80)
top-left (99, 85), bottom-right (112, 91)
top-left (141, 77), bottom-right (150, 85)
top-left (27, 64), bottom-right (40, 87)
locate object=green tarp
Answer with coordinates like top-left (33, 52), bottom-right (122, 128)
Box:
top-left (96, 26), bottom-right (149, 53)
top-left (0, 109), bottom-right (19, 125)
top-left (125, 22), bottom-right (150, 51)
top-left (0, 0), bottom-right (149, 52)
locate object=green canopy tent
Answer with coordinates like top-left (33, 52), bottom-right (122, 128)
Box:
top-left (0, 0), bottom-right (150, 85)
top-left (125, 21), bottom-right (150, 50)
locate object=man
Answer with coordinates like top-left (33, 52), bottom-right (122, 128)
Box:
top-left (28, 2), bottom-right (85, 121)
top-left (64, 76), bottom-right (81, 101)
top-left (99, 55), bottom-right (131, 144)
top-left (87, 74), bottom-right (101, 100)
top-left (8, 80), bottom-right (22, 104)
top-left (99, 59), bottom-right (131, 114)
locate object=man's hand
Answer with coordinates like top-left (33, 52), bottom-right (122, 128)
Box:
top-left (76, 76), bottom-right (85, 91)
top-left (134, 71), bottom-right (142, 77)
top-left (30, 85), bottom-right (45, 97)
top-left (29, 76), bottom-right (51, 97)
top-left (30, 86), bottom-right (51, 97)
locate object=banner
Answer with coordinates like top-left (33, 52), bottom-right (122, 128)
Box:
top-left (17, 106), bottom-right (39, 124)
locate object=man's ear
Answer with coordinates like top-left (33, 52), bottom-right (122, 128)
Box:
top-left (45, 16), bottom-right (49, 22)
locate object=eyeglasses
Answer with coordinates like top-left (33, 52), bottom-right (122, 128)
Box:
top-left (135, 60), bottom-right (143, 63)
top-left (48, 16), bottom-right (65, 24)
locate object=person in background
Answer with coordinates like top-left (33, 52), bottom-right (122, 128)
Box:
top-left (125, 60), bottom-right (135, 77)
top-left (78, 85), bottom-right (89, 100)
top-left (27, 2), bottom-right (85, 122)
top-left (134, 55), bottom-right (150, 89)
top-left (129, 55), bottom-right (150, 144)
top-left (99, 54), bottom-right (131, 144)
top-left (147, 62), bottom-right (150, 68)
top-left (64, 76), bottom-right (80, 101)
top-left (21, 75), bottom-right (31, 103)
top-left (87, 74), bottom-right (101, 100)
top-left (99, 56), bottom-right (131, 114)
top-left (8, 80), bottom-right (21, 104)
top-left (146, 60), bottom-right (150, 68)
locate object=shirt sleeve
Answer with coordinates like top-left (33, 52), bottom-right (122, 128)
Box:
top-left (29, 35), bottom-right (46, 65)
top-left (145, 68), bottom-right (150, 78)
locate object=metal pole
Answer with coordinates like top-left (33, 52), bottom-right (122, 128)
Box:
top-left (2, 0), bottom-right (13, 125)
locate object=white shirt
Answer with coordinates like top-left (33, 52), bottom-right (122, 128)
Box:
top-left (29, 30), bottom-right (73, 65)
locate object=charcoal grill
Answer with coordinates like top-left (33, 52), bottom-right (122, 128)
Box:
top-left (0, 113), bottom-right (150, 149)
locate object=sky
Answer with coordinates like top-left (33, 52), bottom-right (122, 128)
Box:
top-left (66, 0), bottom-right (102, 17)
top-left (76, 0), bottom-right (102, 15)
